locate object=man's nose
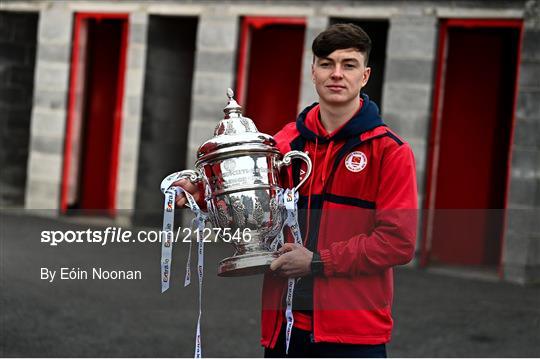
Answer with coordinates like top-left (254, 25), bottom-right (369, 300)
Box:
top-left (331, 65), bottom-right (344, 79)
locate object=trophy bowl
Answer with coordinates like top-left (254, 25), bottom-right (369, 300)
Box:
top-left (176, 89), bottom-right (311, 277)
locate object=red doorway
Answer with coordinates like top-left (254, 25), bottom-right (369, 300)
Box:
top-left (236, 17), bottom-right (305, 136)
top-left (61, 13), bottom-right (129, 214)
top-left (422, 19), bottom-right (522, 272)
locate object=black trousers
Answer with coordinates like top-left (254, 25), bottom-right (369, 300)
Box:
top-left (264, 325), bottom-right (387, 358)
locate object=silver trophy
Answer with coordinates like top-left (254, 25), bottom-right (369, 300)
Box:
top-left (177, 89), bottom-right (312, 276)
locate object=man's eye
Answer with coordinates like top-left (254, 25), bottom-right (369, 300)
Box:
top-left (344, 63), bottom-right (357, 69)
top-left (319, 62), bottom-right (330, 67)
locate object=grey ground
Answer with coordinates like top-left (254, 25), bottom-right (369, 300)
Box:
top-left (1, 211), bottom-right (539, 357)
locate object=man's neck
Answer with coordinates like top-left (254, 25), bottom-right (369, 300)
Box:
top-left (319, 99), bottom-right (360, 134)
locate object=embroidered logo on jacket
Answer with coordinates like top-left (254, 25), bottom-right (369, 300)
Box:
top-left (345, 151), bottom-right (367, 172)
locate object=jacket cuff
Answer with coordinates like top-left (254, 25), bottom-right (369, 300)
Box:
top-left (319, 249), bottom-right (334, 277)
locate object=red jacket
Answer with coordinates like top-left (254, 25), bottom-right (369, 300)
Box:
top-left (261, 94), bottom-right (418, 347)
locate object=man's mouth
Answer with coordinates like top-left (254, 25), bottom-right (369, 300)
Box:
top-left (326, 85), bottom-right (346, 91)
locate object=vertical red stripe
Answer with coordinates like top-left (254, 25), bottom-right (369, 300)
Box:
top-left (108, 18), bottom-right (129, 215)
top-left (420, 20), bottom-right (449, 267)
top-left (236, 18), bottom-right (250, 105)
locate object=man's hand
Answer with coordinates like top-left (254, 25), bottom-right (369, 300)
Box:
top-left (173, 179), bottom-right (203, 207)
top-left (270, 243), bottom-right (313, 278)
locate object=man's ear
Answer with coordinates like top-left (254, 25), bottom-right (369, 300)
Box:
top-left (311, 63), bottom-right (316, 83)
top-left (361, 67), bottom-right (371, 87)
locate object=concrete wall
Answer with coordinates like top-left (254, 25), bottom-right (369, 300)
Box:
top-left (0, 11), bottom-right (38, 207)
top-left (380, 12), bottom-right (437, 259)
top-left (25, 2), bottom-right (72, 210)
top-left (115, 11), bottom-right (148, 215)
top-left (186, 7), bottom-right (239, 168)
top-left (503, 0), bottom-right (540, 284)
top-left (382, 13), bottom-right (437, 209)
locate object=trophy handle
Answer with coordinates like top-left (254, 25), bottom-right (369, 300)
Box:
top-left (280, 150), bottom-right (313, 192)
top-left (160, 169), bottom-right (203, 195)
top-left (175, 170), bottom-right (203, 184)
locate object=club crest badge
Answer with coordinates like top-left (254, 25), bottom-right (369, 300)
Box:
top-left (345, 151), bottom-right (367, 173)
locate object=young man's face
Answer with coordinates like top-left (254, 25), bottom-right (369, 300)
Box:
top-left (311, 48), bottom-right (371, 106)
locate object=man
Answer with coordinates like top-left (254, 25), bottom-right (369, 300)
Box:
top-left (176, 24), bottom-right (417, 358)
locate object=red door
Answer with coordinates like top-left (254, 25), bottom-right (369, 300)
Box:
top-left (422, 20), bottom-right (522, 269)
top-left (62, 14), bottom-right (128, 214)
top-left (236, 17), bottom-right (305, 136)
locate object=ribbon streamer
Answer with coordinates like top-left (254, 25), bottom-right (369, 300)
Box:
top-left (161, 172), bottom-right (207, 358)
top-left (282, 188), bottom-right (303, 355)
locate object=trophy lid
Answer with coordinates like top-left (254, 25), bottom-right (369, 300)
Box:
top-left (196, 88), bottom-right (278, 162)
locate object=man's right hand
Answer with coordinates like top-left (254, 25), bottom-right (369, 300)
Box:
top-left (172, 178), bottom-right (204, 208)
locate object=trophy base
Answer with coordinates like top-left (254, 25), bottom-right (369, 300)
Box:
top-left (218, 252), bottom-right (278, 277)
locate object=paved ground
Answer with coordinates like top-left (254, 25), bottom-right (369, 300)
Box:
top-left (1, 211), bottom-right (539, 357)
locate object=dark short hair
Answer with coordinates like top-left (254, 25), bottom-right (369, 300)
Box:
top-left (312, 23), bottom-right (372, 65)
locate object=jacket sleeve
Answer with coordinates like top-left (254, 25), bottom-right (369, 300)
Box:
top-left (319, 143), bottom-right (418, 276)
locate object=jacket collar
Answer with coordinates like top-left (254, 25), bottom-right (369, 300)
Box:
top-left (296, 93), bottom-right (384, 144)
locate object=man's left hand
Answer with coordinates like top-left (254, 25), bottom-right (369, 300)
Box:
top-left (270, 243), bottom-right (313, 278)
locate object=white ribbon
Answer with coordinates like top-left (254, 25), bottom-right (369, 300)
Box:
top-left (161, 186), bottom-right (176, 293)
top-left (282, 188), bottom-right (303, 355)
top-left (193, 208), bottom-right (206, 358)
top-left (161, 172), bottom-right (207, 358)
